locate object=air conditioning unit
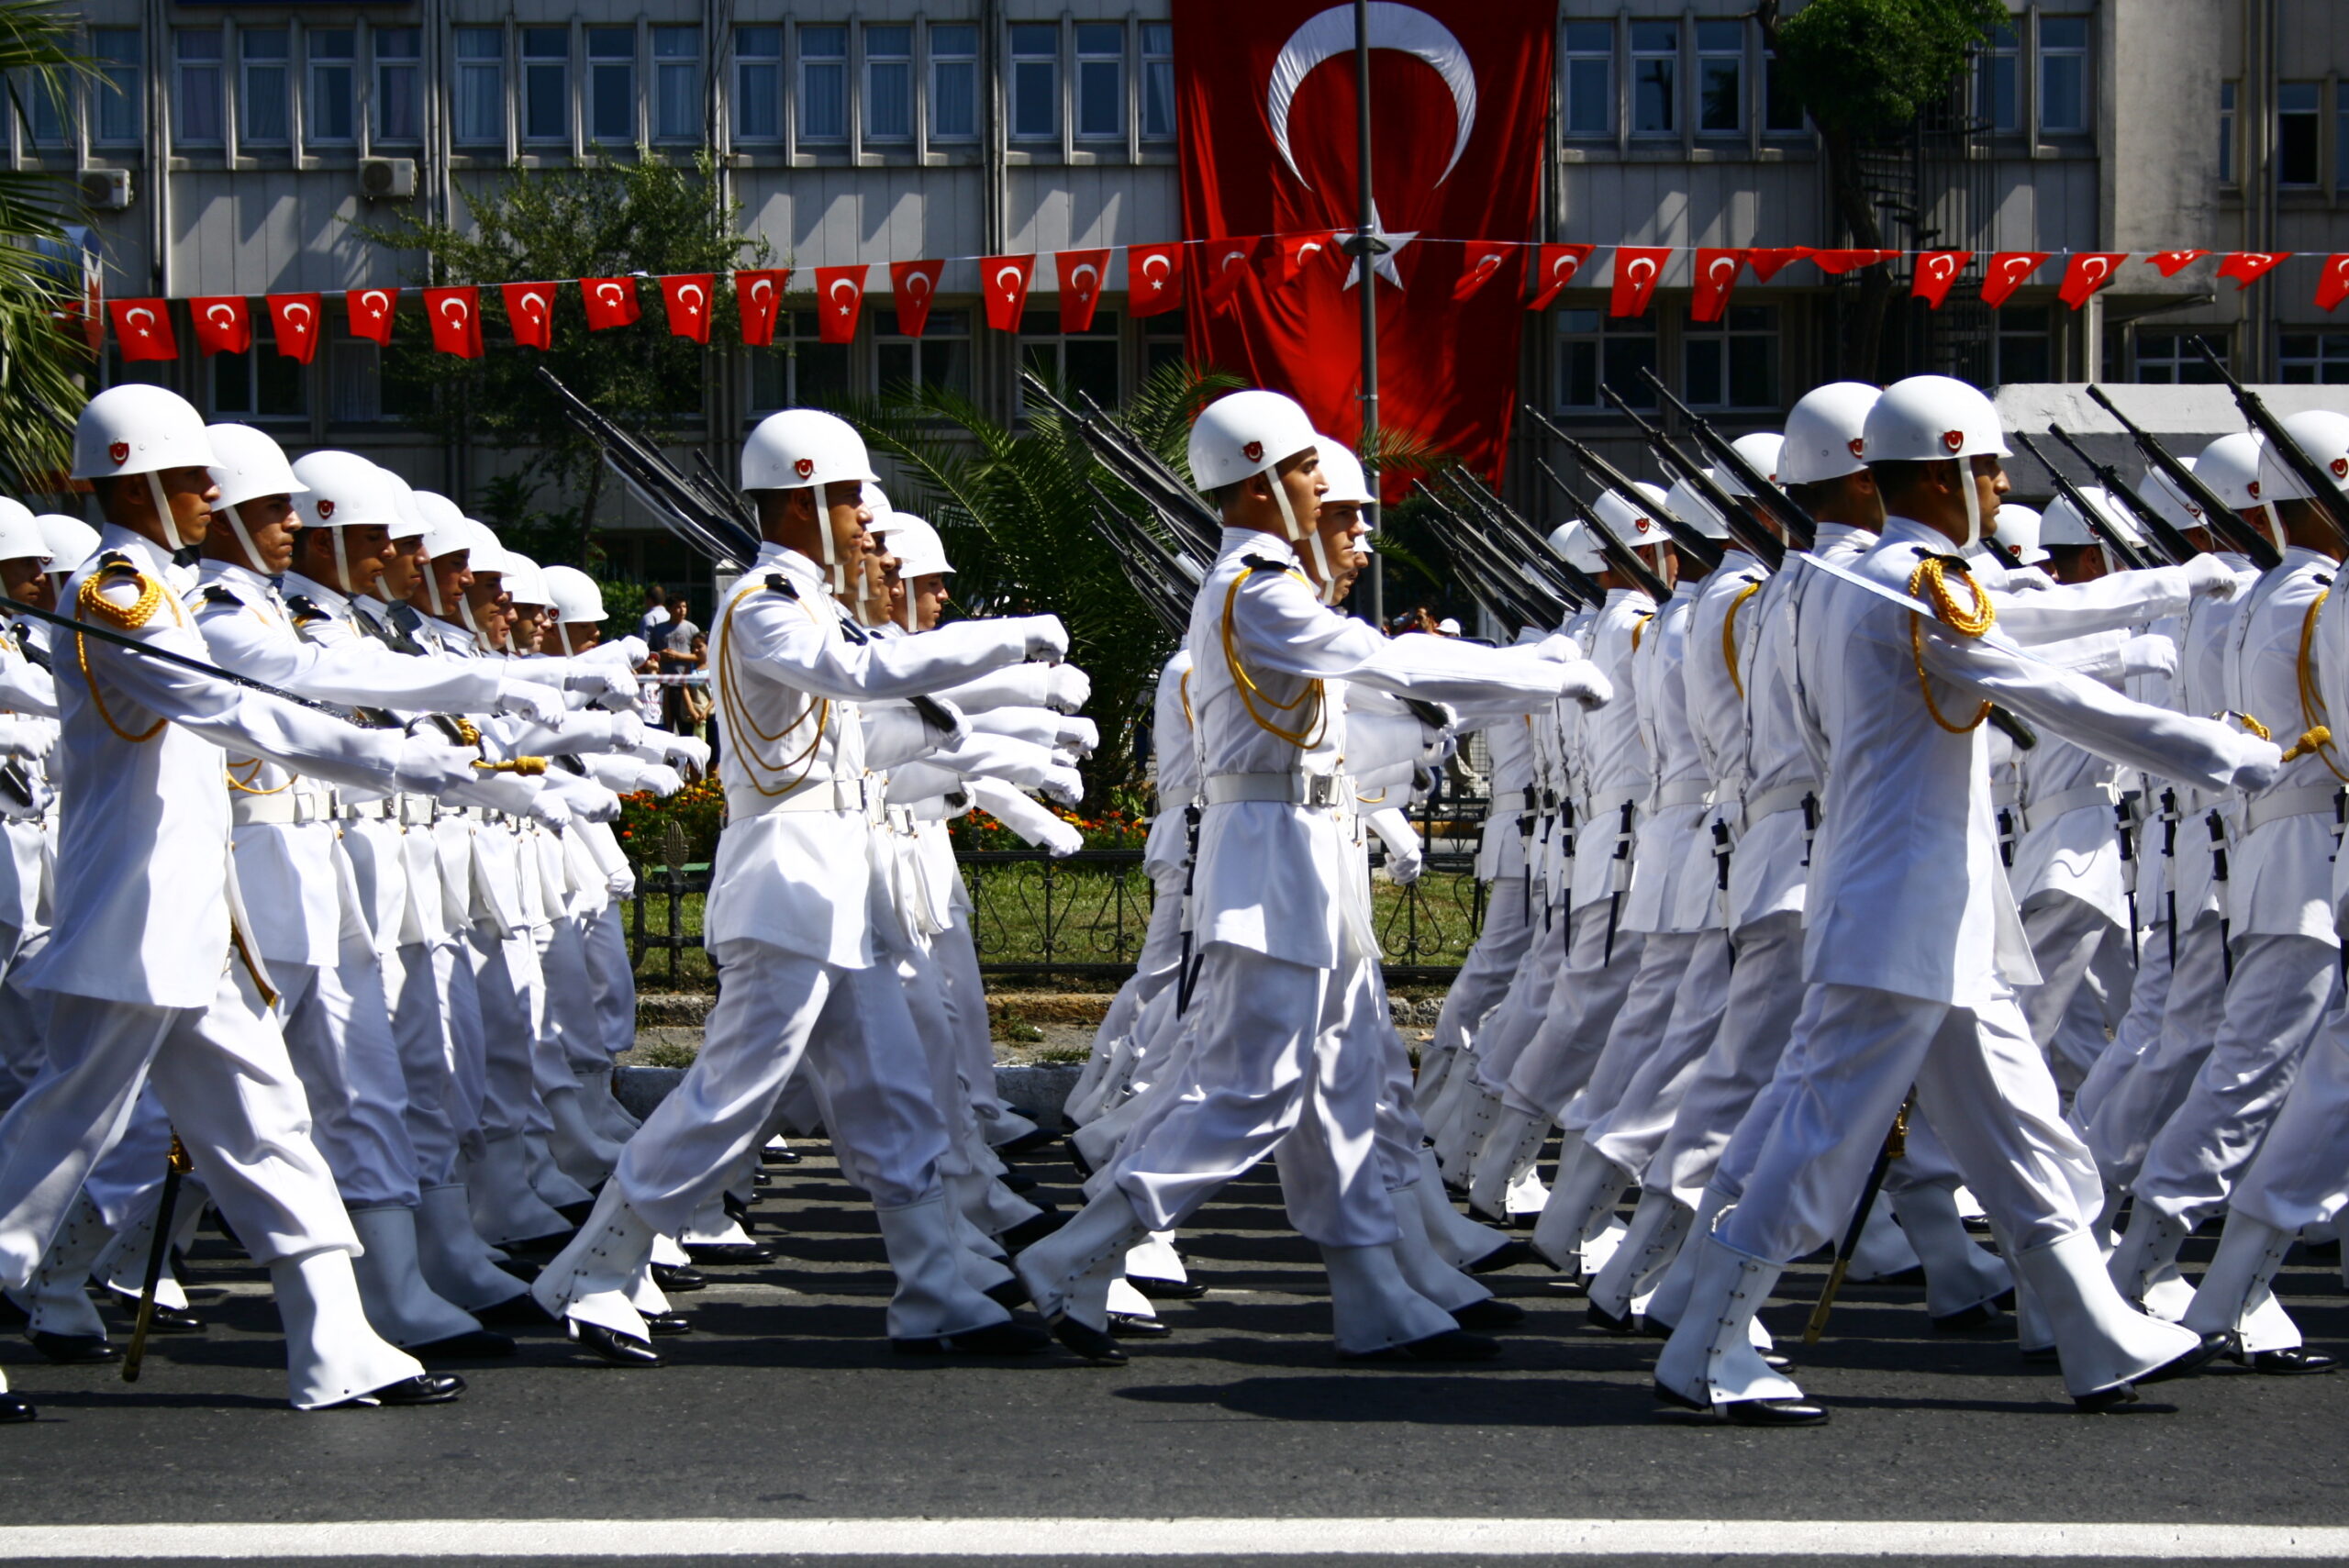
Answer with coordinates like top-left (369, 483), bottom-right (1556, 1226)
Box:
top-left (78, 169), bottom-right (131, 211)
top-left (358, 157), bottom-right (417, 201)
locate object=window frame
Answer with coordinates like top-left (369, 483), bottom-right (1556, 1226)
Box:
top-left (520, 26), bottom-right (573, 148)
top-left (372, 25), bottom-right (424, 147)
top-left (2133, 328), bottom-right (2228, 385)
top-left (731, 25), bottom-right (784, 146)
top-left (863, 22), bottom-right (914, 145)
top-left (928, 22), bottom-right (980, 144)
top-left (92, 28), bottom-right (142, 148)
top-left (749, 311), bottom-right (856, 412)
top-left (451, 26), bottom-right (508, 150)
top-left (2277, 328), bottom-right (2349, 385)
top-left (874, 308), bottom-right (974, 401)
top-left (584, 25), bottom-right (640, 149)
top-left (1008, 21), bottom-right (1061, 145)
top-left (1018, 311), bottom-right (1124, 413)
top-left (2035, 12), bottom-right (2089, 137)
top-left (1694, 18), bottom-right (1742, 138)
top-left (174, 28), bottom-right (227, 148)
top-left (1561, 21), bottom-right (1615, 140)
top-left (1681, 303), bottom-right (1779, 411)
top-left (1628, 19), bottom-right (1677, 138)
top-left (1976, 17), bottom-right (2020, 133)
top-left (797, 23), bottom-right (848, 145)
top-left (2221, 79), bottom-right (2239, 184)
top-left (1073, 20), bottom-right (1125, 144)
top-left (650, 26), bottom-right (700, 144)
top-left (2277, 80), bottom-right (2321, 190)
top-left (237, 27), bottom-right (292, 150)
top-left (1555, 307), bottom-right (1661, 413)
top-left (210, 341), bottom-right (310, 422)
top-left (1140, 22), bottom-right (1174, 142)
top-left (303, 28), bottom-right (356, 148)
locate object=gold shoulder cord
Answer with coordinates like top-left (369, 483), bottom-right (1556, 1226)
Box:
top-left (226, 759), bottom-right (291, 796)
top-left (1177, 667), bottom-right (1193, 728)
top-left (2294, 589), bottom-right (2343, 778)
top-left (1631, 610), bottom-right (1656, 653)
top-left (716, 579), bottom-right (832, 797)
top-left (1221, 565), bottom-right (1326, 749)
top-left (1905, 556), bottom-right (1997, 735)
top-left (75, 569), bottom-right (167, 744)
top-left (1722, 579), bottom-right (1764, 699)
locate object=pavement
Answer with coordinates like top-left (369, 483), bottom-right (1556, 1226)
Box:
top-left (0, 1137), bottom-right (2342, 1566)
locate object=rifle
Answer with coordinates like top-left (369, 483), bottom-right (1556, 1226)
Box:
top-left (2045, 423), bottom-right (2199, 565)
top-left (2189, 336), bottom-right (2349, 555)
top-left (537, 368), bottom-right (760, 566)
top-left (1529, 458), bottom-right (1674, 604)
top-left (1634, 367), bottom-right (1819, 550)
top-left (121, 1135), bottom-right (192, 1383)
top-left (1076, 482), bottom-right (1197, 639)
top-left (1554, 419), bottom-right (1727, 575)
top-left (1585, 391), bottom-right (1785, 571)
top-left (1444, 470), bottom-right (1605, 608)
top-left (2082, 384), bottom-right (2282, 569)
top-left (19, 586), bottom-right (384, 719)
top-left (1019, 373), bottom-right (1222, 562)
top-left (1805, 1091), bottom-right (1912, 1345)
top-left (1408, 481), bottom-right (1565, 629)
top-left (2009, 431), bottom-right (2155, 573)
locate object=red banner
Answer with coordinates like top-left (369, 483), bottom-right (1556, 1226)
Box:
top-left (662, 274), bottom-right (716, 342)
top-left (814, 264), bottom-right (866, 344)
top-left (1452, 242), bottom-right (1513, 302)
top-left (1527, 243), bottom-right (1595, 309)
top-left (736, 269), bottom-right (788, 346)
top-left (1689, 249), bottom-right (1746, 323)
top-left (2146, 249), bottom-right (2209, 278)
top-left (107, 299), bottom-right (177, 361)
top-left (1056, 249), bottom-right (1111, 333)
top-left (1609, 247), bottom-right (1669, 317)
top-left (978, 254), bottom-right (1034, 333)
top-left (1808, 249), bottom-right (1899, 276)
top-left (2217, 250), bottom-right (2291, 291)
top-left (889, 260), bottom-right (944, 337)
top-left (1127, 243), bottom-right (1186, 317)
top-left (266, 294), bottom-right (322, 363)
top-left (2320, 255), bottom-right (2349, 314)
top-left (1175, 0), bottom-right (1553, 485)
top-left (1911, 250), bottom-right (1972, 309)
top-left (1197, 237), bottom-right (1260, 310)
top-left (2057, 251), bottom-right (2127, 308)
top-left (189, 296), bottom-right (250, 356)
top-left (423, 285), bottom-right (483, 358)
top-left (1745, 247), bottom-right (1807, 283)
top-left (346, 286), bottom-right (397, 344)
top-left (1269, 232), bottom-right (1338, 288)
top-left (581, 277), bottom-right (641, 330)
top-left (502, 283), bottom-right (556, 350)
top-left (1980, 252), bottom-right (2050, 307)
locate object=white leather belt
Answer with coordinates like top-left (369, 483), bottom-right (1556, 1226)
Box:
top-left (1742, 780), bottom-right (1818, 831)
top-left (1653, 778), bottom-right (1715, 812)
top-left (2242, 784), bottom-right (2344, 836)
top-left (232, 787), bottom-right (333, 828)
top-left (1202, 772), bottom-right (1353, 808)
top-left (1584, 786), bottom-right (1642, 826)
top-left (735, 775), bottom-right (881, 819)
top-left (885, 804), bottom-right (918, 834)
top-left (1991, 781), bottom-right (2020, 809)
top-left (337, 796), bottom-right (398, 822)
top-left (399, 793), bottom-right (440, 827)
top-left (2018, 781), bottom-right (2120, 834)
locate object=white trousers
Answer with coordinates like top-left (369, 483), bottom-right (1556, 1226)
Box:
top-left (1586, 929), bottom-right (1735, 1179)
top-left (391, 938), bottom-right (472, 1182)
top-left (1463, 898), bottom-right (1569, 1095)
top-left (0, 920), bottom-right (48, 1117)
top-left (468, 922), bottom-right (546, 1141)
top-left (1503, 902), bottom-right (1645, 1120)
top-left (540, 915), bottom-right (609, 1078)
top-left (278, 944), bottom-right (420, 1209)
top-left (1651, 913), bottom-right (1806, 1205)
top-left (2015, 890), bottom-right (2120, 1095)
top-left (584, 902), bottom-right (638, 1062)
top-left (2083, 916), bottom-right (2227, 1188)
top-left (2075, 912), bottom-right (2174, 1131)
top-left (1560, 929), bottom-right (1709, 1137)
top-left (2227, 996), bottom-right (2349, 1234)
top-left (1424, 873), bottom-right (1536, 1079)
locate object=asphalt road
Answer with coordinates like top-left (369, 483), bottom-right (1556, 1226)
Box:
top-left (0, 1139), bottom-right (2342, 1564)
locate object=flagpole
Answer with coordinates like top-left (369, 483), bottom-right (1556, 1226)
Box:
top-left (1352, 0), bottom-right (1383, 631)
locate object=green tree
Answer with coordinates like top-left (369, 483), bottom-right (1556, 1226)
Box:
top-left (1761, 0), bottom-right (2009, 378)
top-left (353, 152), bottom-right (769, 563)
top-left (0, 0), bottom-right (99, 497)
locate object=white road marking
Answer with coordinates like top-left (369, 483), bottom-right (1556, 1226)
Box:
top-left (0, 1518), bottom-right (2343, 1560)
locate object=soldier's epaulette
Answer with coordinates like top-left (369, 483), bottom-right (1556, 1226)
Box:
top-left (198, 584), bottom-right (243, 610)
top-left (1240, 554), bottom-right (1291, 573)
top-left (282, 593), bottom-right (329, 626)
top-left (763, 572), bottom-right (798, 599)
top-left (78, 554), bottom-right (162, 630)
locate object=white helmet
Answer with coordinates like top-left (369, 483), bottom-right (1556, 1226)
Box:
top-left (1314, 438), bottom-right (1375, 506)
top-left (2141, 466), bottom-right (2207, 538)
top-left (72, 384), bottom-right (216, 481)
top-left (2040, 486), bottom-right (2139, 550)
top-left (206, 424), bottom-right (306, 511)
top-left (1661, 473), bottom-right (1730, 539)
top-left (2254, 409), bottom-right (2349, 505)
top-left (1712, 432), bottom-right (1786, 499)
top-left (2194, 433), bottom-right (2266, 510)
top-left (1546, 520), bottom-right (1603, 573)
top-left (1995, 502), bottom-right (2046, 565)
top-left (543, 564), bottom-right (607, 624)
top-left (373, 465), bottom-right (427, 540)
top-left (885, 515), bottom-right (954, 580)
top-left (289, 450), bottom-right (398, 531)
top-left (411, 492), bottom-right (474, 563)
top-left (1186, 390), bottom-right (1318, 493)
top-left (462, 517), bottom-right (513, 578)
top-left (860, 481), bottom-right (895, 534)
top-left (37, 514), bottom-right (98, 576)
top-left (1594, 484), bottom-right (1669, 550)
top-left (741, 409), bottom-right (879, 493)
top-left (0, 499), bottom-right (48, 565)
top-left (1863, 375), bottom-right (2010, 464)
top-left (1780, 383), bottom-right (1882, 484)
top-left (502, 551), bottom-right (549, 607)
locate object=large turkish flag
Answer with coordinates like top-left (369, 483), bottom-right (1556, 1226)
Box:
top-left (1174, 0), bottom-right (1553, 487)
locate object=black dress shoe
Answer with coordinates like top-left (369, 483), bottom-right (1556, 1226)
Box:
top-left (1110, 1313), bottom-right (1171, 1338)
top-left (1452, 1297), bottom-right (1526, 1331)
top-left (996, 1128), bottom-right (1061, 1159)
top-left (569, 1320), bottom-right (660, 1366)
top-left (641, 1313), bottom-right (692, 1337)
top-left (411, 1329), bottom-right (517, 1359)
top-left (366, 1373), bottom-right (466, 1407)
top-left (1000, 1209), bottom-right (1066, 1254)
top-left (1000, 1172), bottom-right (1040, 1195)
top-left (2295, 1237), bottom-right (2341, 1265)
top-left (1867, 1264), bottom-right (1928, 1288)
top-left (554, 1201), bottom-right (596, 1229)
top-left (750, 1171), bottom-right (771, 1189)
top-left (1653, 1382), bottom-right (1828, 1425)
top-left (0, 1391), bottom-right (32, 1423)
top-left (761, 1145), bottom-right (802, 1166)
top-left (683, 1241), bottom-right (773, 1266)
top-left (1047, 1315), bottom-right (1128, 1364)
top-left (1467, 1240), bottom-right (1539, 1274)
top-left (1066, 1142), bottom-right (1096, 1180)
top-left (651, 1262), bottom-right (706, 1294)
top-left (893, 1319), bottom-right (1053, 1356)
top-left (2020, 1342), bottom-right (2060, 1362)
top-left (103, 1294), bottom-right (203, 1334)
top-left (2243, 1346), bottom-right (2338, 1375)
top-left (1994, 1286), bottom-right (2017, 1310)
top-left (1586, 1298), bottom-right (1636, 1334)
top-left (0, 1295), bottom-right (25, 1327)
top-left (1128, 1275), bottom-right (1207, 1301)
top-left (498, 1229), bottom-right (575, 1258)
top-left (1931, 1300), bottom-right (2004, 1332)
top-left (28, 1331), bottom-right (119, 1365)
top-left (985, 1277), bottom-right (1030, 1311)
top-left (2137, 1331), bottom-right (2229, 1385)
top-left (472, 1293), bottom-right (557, 1329)
top-left (721, 1194), bottom-right (755, 1231)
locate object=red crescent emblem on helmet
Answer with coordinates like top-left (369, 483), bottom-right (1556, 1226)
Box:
top-left (1241, 440), bottom-right (1264, 462)
top-left (2248, 480), bottom-right (2262, 498)
top-left (107, 440), bottom-right (128, 466)
top-left (317, 498), bottom-right (335, 520)
top-left (794, 457), bottom-right (815, 479)
top-left (2332, 458), bottom-right (2347, 481)
top-left (1847, 438), bottom-right (1865, 459)
top-left (1942, 429), bottom-right (1964, 452)
top-left (1634, 517), bottom-right (1651, 533)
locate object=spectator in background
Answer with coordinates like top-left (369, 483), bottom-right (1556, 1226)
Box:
top-left (659, 593), bottom-right (710, 739)
top-left (637, 584), bottom-right (672, 650)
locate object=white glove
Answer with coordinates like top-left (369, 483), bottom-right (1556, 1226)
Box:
top-left (543, 770), bottom-right (624, 824)
top-left (495, 679), bottom-right (566, 727)
top-left (0, 717), bottom-right (58, 761)
top-left (1047, 664), bottom-right (1092, 715)
top-left (2182, 552), bottom-right (2246, 599)
top-left (1997, 566), bottom-right (2054, 592)
top-left (1531, 631), bottom-right (1584, 663)
top-left (651, 732), bottom-right (710, 771)
top-left (1558, 664), bottom-right (1614, 711)
top-left (522, 786), bottom-right (570, 829)
top-left (1033, 814), bottom-right (1084, 858)
top-left (595, 636), bottom-right (650, 667)
top-left (565, 666), bottom-right (640, 704)
top-left (390, 737), bottom-right (482, 795)
top-left (2231, 742), bottom-right (2286, 795)
top-left (1380, 848), bottom-right (1424, 886)
top-left (607, 711), bottom-right (647, 751)
top-left (636, 762), bottom-right (685, 798)
top-left (1040, 764), bottom-right (1085, 808)
top-left (1019, 615), bottom-right (1071, 665)
top-left (1055, 717), bottom-right (1099, 757)
top-left (2119, 633), bottom-right (2179, 679)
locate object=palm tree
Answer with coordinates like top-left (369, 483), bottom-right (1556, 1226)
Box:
top-left (0, 0), bottom-right (97, 496)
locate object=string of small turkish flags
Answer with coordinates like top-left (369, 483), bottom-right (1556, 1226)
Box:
top-left (98, 241), bottom-right (2349, 362)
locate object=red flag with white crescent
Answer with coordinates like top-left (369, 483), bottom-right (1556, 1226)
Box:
top-left (580, 276), bottom-right (642, 330)
top-left (1056, 249), bottom-right (1111, 334)
top-left (735, 269), bottom-right (789, 346)
top-left (1451, 241), bottom-right (1513, 303)
top-left (815, 264), bottom-right (867, 344)
top-left (189, 296), bottom-right (250, 356)
top-left (423, 285), bottom-right (483, 359)
top-left (266, 293), bottom-right (322, 363)
top-left (889, 260), bottom-right (945, 337)
top-left (345, 286), bottom-right (397, 345)
top-left (662, 274), bottom-right (716, 343)
top-left (1979, 251), bottom-right (2051, 307)
top-left (1197, 237), bottom-right (1262, 310)
top-left (2057, 251), bottom-right (2128, 309)
top-left (1807, 249), bottom-right (1899, 276)
top-left (1910, 250), bottom-right (1972, 309)
top-left (978, 254), bottom-right (1034, 333)
top-left (1270, 232), bottom-right (1338, 287)
top-left (1688, 249), bottom-right (1746, 323)
top-left (1526, 243), bottom-right (1595, 309)
top-left (2320, 255), bottom-right (2349, 314)
top-left (1127, 243), bottom-right (1186, 318)
top-left (501, 283), bottom-right (556, 350)
top-left (107, 298), bottom-right (178, 361)
top-left (2146, 249), bottom-right (2209, 278)
top-left (1608, 247), bottom-right (1669, 317)
top-left (1745, 247), bottom-right (1807, 283)
top-left (2217, 251), bottom-right (2291, 291)
top-left (1177, 0), bottom-right (1553, 486)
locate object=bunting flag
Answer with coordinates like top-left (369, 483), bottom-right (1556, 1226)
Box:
top-left (1689, 249), bottom-right (1746, 323)
top-left (1055, 249), bottom-right (1111, 333)
top-left (502, 283), bottom-right (556, 350)
top-left (1979, 251), bottom-right (2051, 307)
top-left (2146, 249), bottom-right (2210, 277)
top-left (814, 264), bottom-right (866, 344)
top-left (107, 298), bottom-right (177, 361)
top-left (1452, 242), bottom-right (1514, 303)
top-left (423, 285), bottom-right (483, 358)
top-left (581, 277), bottom-right (642, 330)
top-left (1197, 237), bottom-right (1260, 311)
top-left (346, 286), bottom-right (397, 345)
top-left (1126, 243), bottom-right (1185, 317)
top-left (978, 254), bottom-right (1034, 333)
top-left (1911, 250), bottom-right (1972, 309)
top-left (2321, 254), bottom-right (2349, 313)
top-left (2057, 251), bottom-right (2128, 308)
top-left (662, 273), bottom-right (716, 343)
top-left (1269, 232), bottom-right (1336, 287)
top-left (736, 268), bottom-right (788, 346)
top-left (1527, 243), bottom-right (1596, 309)
top-left (1609, 247), bottom-right (1670, 317)
top-left (2217, 250), bottom-right (2292, 291)
top-left (889, 260), bottom-right (944, 337)
top-left (1744, 247), bottom-right (1807, 283)
top-left (1808, 249), bottom-right (1900, 276)
top-left (266, 294), bottom-right (322, 363)
top-left (189, 296), bottom-right (250, 356)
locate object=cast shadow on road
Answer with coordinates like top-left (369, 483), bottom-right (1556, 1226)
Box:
top-left (1110, 1375), bottom-right (2128, 1423)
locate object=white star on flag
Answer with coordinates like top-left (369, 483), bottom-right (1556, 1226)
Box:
top-left (1340, 200), bottom-right (1419, 291)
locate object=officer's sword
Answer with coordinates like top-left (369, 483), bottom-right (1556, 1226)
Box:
top-left (121, 1134), bottom-right (194, 1383)
top-left (1804, 1089), bottom-right (1913, 1346)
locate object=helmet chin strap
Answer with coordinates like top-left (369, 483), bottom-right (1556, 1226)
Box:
top-left (424, 557), bottom-right (447, 618)
top-left (1959, 459), bottom-right (1984, 550)
top-left (810, 488), bottom-right (850, 595)
top-left (1270, 472), bottom-right (1333, 589)
top-left (2264, 501), bottom-right (2286, 551)
top-left (146, 472), bottom-right (187, 550)
top-left (218, 499), bottom-right (261, 571)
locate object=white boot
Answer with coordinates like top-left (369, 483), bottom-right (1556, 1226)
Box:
top-left (529, 1182), bottom-right (664, 1353)
top-left (465, 1133), bottom-right (573, 1247)
top-left (578, 1064), bottom-right (639, 1140)
top-left (1642, 1183), bottom-right (1733, 1335)
top-left (2016, 1229), bottom-right (2210, 1405)
top-left (413, 1184), bottom-right (531, 1314)
top-left (347, 1206), bottom-right (499, 1351)
top-left (1413, 1149), bottom-right (1516, 1270)
top-left (12, 1192), bottom-right (115, 1349)
top-left (270, 1248), bottom-right (431, 1409)
top-left (1652, 1227), bottom-right (1812, 1417)
top-left (1124, 1230), bottom-right (1194, 1291)
top-left (874, 1193), bottom-right (1017, 1344)
top-left (1890, 1184), bottom-right (2012, 1324)
top-left (1420, 1050), bottom-right (1485, 1159)
top-left (1390, 1190), bottom-right (1494, 1315)
top-left (522, 1129), bottom-right (595, 1209)
top-left (1322, 1242), bottom-right (1464, 1357)
top-left (1843, 1191), bottom-right (1923, 1283)
top-left (2181, 1215), bottom-right (2304, 1356)
top-left (1105, 1275), bottom-right (1160, 1329)
top-left (1435, 1083), bottom-right (1503, 1182)
top-left (1530, 1143), bottom-right (1626, 1273)
top-left (543, 1085), bottom-right (623, 1191)
top-left (1467, 1105), bottom-right (1549, 1221)
top-left (2108, 1202), bottom-right (2191, 1309)
top-left (1587, 1188), bottom-right (1693, 1328)
top-left (1012, 1190), bottom-right (1147, 1330)
top-left (1414, 1044), bottom-right (1461, 1126)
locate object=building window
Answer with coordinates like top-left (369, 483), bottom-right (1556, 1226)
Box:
top-left (2136, 329), bottom-right (2225, 384)
top-left (93, 30), bottom-right (141, 145)
top-left (306, 29), bottom-right (355, 145)
top-left (1557, 309), bottom-right (1657, 411)
top-left (523, 28), bottom-right (570, 144)
top-left (454, 28), bottom-right (506, 145)
top-left (1996, 306), bottom-right (2054, 385)
top-left (587, 28), bottom-right (636, 146)
top-left (1075, 23), bottom-right (1124, 140)
top-left (329, 339), bottom-right (384, 423)
top-left (175, 31), bottom-right (225, 145)
top-left (21, 69), bottom-right (63, 147)
top-left (1563, 22), bottom-right (1612, 138)
top-left (1763, 44), bottom-right (1804, 132)
top-left (374, 28), bottom-right (422, 143)
top-left (2278, 82), bottom-right (2321, 188)
top-left (213, 347), bottom-right (307, 420)
top-left (1021, 315), bottom-right (1120, 407)
top-left (652, 27), bottom-right (698, 143)
top-left (2278, 331), bottom-right (2349, 384)
top-left (751, 313), bottom-right (852, 410)
top-left (875, 309), bottom-right (972, 399)
top-left (2220, 80), bottom-right (2238, 183)
top-left (1684, 305), bottom-right (1777, 409)
top-left (239, 29), bottom-right (290, 147)
top-left (1696, 20), bottom-right (1742, 135)
top-left (1142, 317), bottom-right (1185, 379)
top-left (1630, 22), bottom-right (1676, 136)
top-left (2038, 15), bottom-right (2087, 134)
top-left (930, 24), bottom-right (977, 141)
top-left (799, 26), bottom-right (846, 142)
top-left (1141, 23), bottom-right (1174, 140)
top-left (1976, 19), bottom-right (2019, 132)
top-left (864, 25), bottom-right (912, 142)
top-left (734, 27), bottom-right (783, 142)
top-left (1010, 24), bottom-right (1059, 141)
